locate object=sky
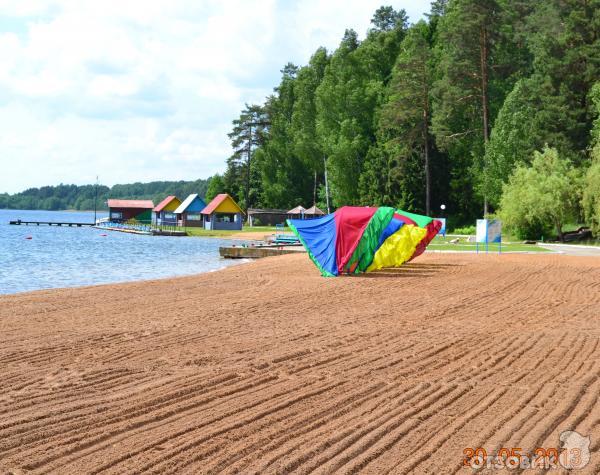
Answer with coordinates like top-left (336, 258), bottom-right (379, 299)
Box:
top-left (0, 0), bottom-right (431, 194)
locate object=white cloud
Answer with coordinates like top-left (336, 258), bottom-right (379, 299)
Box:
top-left (0, 0), bottom-right (430, 193)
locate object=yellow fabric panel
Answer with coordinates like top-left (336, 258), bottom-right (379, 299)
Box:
top-left (367, 225), bottom-right (428, 272)
top-left (215, 196), bottom-right (243, 213)
top-left (164, 198), bottom-right (182, 212)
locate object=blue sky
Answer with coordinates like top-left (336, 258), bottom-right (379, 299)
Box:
top-left (0, 0), bottom-right (430, 193)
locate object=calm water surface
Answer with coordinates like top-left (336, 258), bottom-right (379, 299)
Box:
top-left (0, 209), bottom-right (245, 294)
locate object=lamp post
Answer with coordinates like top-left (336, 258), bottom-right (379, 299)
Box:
top-left (440, 204), bottom-right (446, 237)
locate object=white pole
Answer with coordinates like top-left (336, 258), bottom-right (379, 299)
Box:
top-left (323, 156), bottom-right (330, 214)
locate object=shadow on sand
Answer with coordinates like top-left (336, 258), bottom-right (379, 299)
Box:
top-left (357, 262), bottom-right (463, 279)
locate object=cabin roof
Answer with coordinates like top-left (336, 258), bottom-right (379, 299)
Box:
top-left (107, 199), bottom-right (154, 209)
top-left (287, 205), bottom-right (306, 214)
top-left (304, 205), bottom-right (325, 215)
top-left (201, 193), bottom-right (243, 215)
top-left (174, 194), bottom-right (205, 214)
top-left (153, 195), bottom-right (179, 212)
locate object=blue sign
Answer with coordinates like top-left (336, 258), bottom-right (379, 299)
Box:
top-left (436, 218), bottom-right (446, 237)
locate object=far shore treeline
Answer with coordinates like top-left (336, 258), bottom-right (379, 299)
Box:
top-left (0, 179), bottom-right (210, 212)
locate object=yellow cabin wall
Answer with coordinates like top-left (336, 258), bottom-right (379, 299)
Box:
top-left (163, 198), bottom-right (182, 212)
top-left (214, 197), bottom-right (242, 214)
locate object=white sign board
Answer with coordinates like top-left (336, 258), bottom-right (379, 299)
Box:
top-left (476, 219), bottom-right (502, 243)
top-left (476, 219), bottom-right (488, 243)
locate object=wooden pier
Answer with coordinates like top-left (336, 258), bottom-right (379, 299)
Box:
top-left (220, 244), bottom-right (305, 259)
top-left (9, 220), bottom-right (93, 227)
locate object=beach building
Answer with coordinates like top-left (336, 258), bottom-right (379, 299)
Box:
top-left (174, 194), bottom-right (206, 227)
top-left (153, 195), bottom-right (182, 225)
top-left (202, 193), bottom-right (244, 231)
top-left (247, 208), bottom-right (288, 226)
top-left (287, 205), bottom-right (306, 220)
top-left (303, 205), bottom-right (325, 218)
top-left (107, 199), bottom-right (154, 223)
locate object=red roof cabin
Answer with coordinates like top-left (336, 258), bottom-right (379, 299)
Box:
top-left (201, 194), bottom-right (244, 230)
top-left (153, 195), bottom-right (182, 225)
top-left (107, 199), bottom-right (154, 223)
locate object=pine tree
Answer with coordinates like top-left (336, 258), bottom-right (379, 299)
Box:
top-left (259, 64), bottom-right (315, 208)
top-left (431, 0), bottom-right (504, 217)
top-left (374, 21), bottom-right (435, 214)
top-left (317, 12), bottom-right (407, 207)
top-left (226, 104), bottom-right (269, 210)
top-left (291, 48), bottom-right (330, 205)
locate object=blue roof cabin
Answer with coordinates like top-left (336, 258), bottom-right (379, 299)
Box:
top-left (174, 194), bottom-right (206, 227)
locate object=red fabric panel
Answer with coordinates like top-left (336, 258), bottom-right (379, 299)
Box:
top-left (409, 219), bottom-right (442, 261)
top-left (393, 213), bottom-right (417, 226)
top-left (335, 206), bottom-right (377, 273)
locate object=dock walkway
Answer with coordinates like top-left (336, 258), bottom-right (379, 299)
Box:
top-left (220, 244), bottom-right (305, 259)
top-left (9, 220), bottom-right (93, 227)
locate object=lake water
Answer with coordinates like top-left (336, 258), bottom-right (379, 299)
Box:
top-left (0, 209), bottom-right (245, 295)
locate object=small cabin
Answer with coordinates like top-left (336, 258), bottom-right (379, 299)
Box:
top-left (174, 194), bottom-right (206, 227)
top-left (201, 193), bottom-right (244, 231)
top-left (107, 199), bottom-right (154, 223)
top-left (153, 195), bottom-right (182, 225)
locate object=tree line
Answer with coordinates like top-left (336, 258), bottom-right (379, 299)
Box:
top-left (0, 179), bottom-right (210, 211)
top-left (212, 0), bottom-right (600, 237)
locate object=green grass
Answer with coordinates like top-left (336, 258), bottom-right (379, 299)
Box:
top-left (429, 236), bottom-right (550, 253)
top-left (185, 225), bottom-right (280, 238)
top-left (428, 243), bottom-right (550, 252)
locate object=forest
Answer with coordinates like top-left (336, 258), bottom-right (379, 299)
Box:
top-left (0, 179), bottom-right (210, 212)
top-left (214, 0), bottom-right (600, 238)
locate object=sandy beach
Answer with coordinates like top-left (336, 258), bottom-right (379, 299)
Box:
top-left (1, 253), bottom-right (600, 473)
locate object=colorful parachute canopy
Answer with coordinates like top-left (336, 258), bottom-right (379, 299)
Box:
top-left (287, 206), bottom-right (441, 277)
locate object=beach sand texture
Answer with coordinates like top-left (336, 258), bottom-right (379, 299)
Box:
top-left (1, 253), bottom-right (599, 473)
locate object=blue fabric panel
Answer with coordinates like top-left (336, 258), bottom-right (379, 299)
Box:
top-left (288, 214), bottom-right (338, 276)
top-left (377, 218), bottom-right (404, 250)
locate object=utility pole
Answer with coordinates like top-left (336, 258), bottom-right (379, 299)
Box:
top-left (323, 156), bottom-right (330, 214)
top-left (480, 25), bottom-right (490, 218)
top-left (93, 176), bottom-right (98, 224)
top-left (246, 123), bottom-right (252, 217)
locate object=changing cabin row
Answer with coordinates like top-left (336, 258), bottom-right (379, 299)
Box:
top-left (107, 193), bottom-right (244, 230)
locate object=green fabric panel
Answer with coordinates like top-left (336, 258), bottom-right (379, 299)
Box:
top-left (344, 207), bottom-right (395, 274)
top-left (396, 209), bottom-right (433, 228)
top-left (287, 219), bottom-right (335, 277)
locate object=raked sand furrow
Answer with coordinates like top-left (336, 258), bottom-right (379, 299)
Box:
top-left (16, 373), bottom-right (281, 471)
top-left (219, 380), bottom-right (441, 474)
